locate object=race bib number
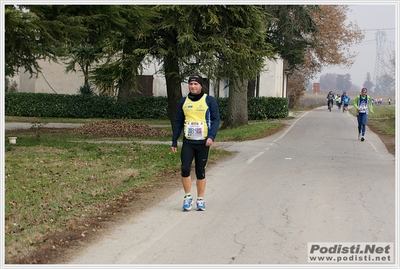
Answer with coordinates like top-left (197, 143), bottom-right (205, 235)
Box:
top-left (359, 102), bottom-right (367, 113)
top-left (185, 122), bottom-right (204, 140)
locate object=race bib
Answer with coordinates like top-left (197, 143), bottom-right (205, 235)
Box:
top-left (359, 102), bottom-right (367, 113)
top-left (185, 122), bottom-right (205, 140)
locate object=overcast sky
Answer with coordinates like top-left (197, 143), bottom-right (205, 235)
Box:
top-left (313, 3), bottom-right (397, 88)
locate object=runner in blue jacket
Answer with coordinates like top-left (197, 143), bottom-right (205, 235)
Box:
top-left (341, 92), bottom-right (351, 113)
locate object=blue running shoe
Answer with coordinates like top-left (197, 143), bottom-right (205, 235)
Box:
top-left (196, 199), bottom-right (205, 211)
top-left (182, 196), bottom-right (193, 211)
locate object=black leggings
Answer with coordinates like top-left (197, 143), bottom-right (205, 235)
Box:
top-left (180, 142), bottom-right (210, 179)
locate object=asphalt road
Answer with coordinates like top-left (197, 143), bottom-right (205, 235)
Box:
top-left (67, 107), bottom-right (395, 265)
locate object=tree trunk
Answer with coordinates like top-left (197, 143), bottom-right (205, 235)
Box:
top-left (117, 38), bottom-right (140, 103)
top-left (221, 78), bottom-right (248, 129)
top-left (118, 78), bottom-right (136, 103)
top-left (247, 79), bottom-right (256, 97)
top-left (164, 54), bottom-right (183, 129)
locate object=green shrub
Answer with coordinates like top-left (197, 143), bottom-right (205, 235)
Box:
top-left (78, 84), bottom-right (96, 95)
top-left (5, 92), bottom-right (288, 120)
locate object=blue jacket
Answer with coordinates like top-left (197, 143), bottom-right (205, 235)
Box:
top-left (342, 95), bottom-right (350, 105)
top-left (171, 93), bottom-right (220, 147)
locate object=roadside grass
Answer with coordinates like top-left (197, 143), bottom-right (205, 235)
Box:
top-left (218, 121), bottom-right (285, 141)
top-left (348, 105), bottom-right (395, 135)
top-left (4, 117), bottom-right (285, 264)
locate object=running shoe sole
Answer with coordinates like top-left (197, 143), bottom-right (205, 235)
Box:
top-left (183, 206), bottom-right (192, 211)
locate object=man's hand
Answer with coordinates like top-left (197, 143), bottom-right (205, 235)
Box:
top-left (171, 146), bottom-right (178, 153)
top-left (205, 138), bottom-right (214, 147)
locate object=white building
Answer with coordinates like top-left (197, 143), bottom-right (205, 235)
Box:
top-left (12, 56), bottom-right (288, 99)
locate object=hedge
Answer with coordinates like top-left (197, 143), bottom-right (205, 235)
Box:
top-left (5, 92), bottom-right (288, 120)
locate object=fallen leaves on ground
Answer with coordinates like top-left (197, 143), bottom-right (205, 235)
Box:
top-left (74, 120), bottom-right (171, 137)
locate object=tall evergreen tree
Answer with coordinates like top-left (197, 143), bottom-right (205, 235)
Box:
top-left (147, 5), bottom-right (275, 128)
top-left (200, 5), bottom-right (275, 128)
top-left (262, 5), bottom-right (320, 67)
top-left (4, 5), bottom-right (87, 77)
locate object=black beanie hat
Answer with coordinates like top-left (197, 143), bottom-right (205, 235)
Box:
top-left (188, 76), bottom-right (203, 86)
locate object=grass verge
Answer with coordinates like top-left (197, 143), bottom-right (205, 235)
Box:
top-left (348, 105), bottom-right (395, 155)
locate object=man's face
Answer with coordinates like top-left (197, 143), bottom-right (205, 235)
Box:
top-left (361, 89), bottom-right (367, 96)
top-left (189, 81), bottom-right (202, 95)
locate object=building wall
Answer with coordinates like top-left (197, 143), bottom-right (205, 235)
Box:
top-left (259, 58), bottom-right (284, 97)
top-left (14, 70), bottom-right (35, 93)
top-left (12, 56), bottom-right (285, 98)
top-left (140, 56), bottom-right (285, 98)
top-left (17, 61), bottom-right (83, 94)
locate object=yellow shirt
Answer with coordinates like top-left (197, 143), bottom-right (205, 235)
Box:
top-left (182, 94), bottom-right (209, 140)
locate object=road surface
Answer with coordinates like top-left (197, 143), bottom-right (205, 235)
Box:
top-left (67, 107), bottom-right (395, 265)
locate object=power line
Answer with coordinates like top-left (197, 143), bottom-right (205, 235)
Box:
top-left (362, 28), bottom-right (395, 31)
